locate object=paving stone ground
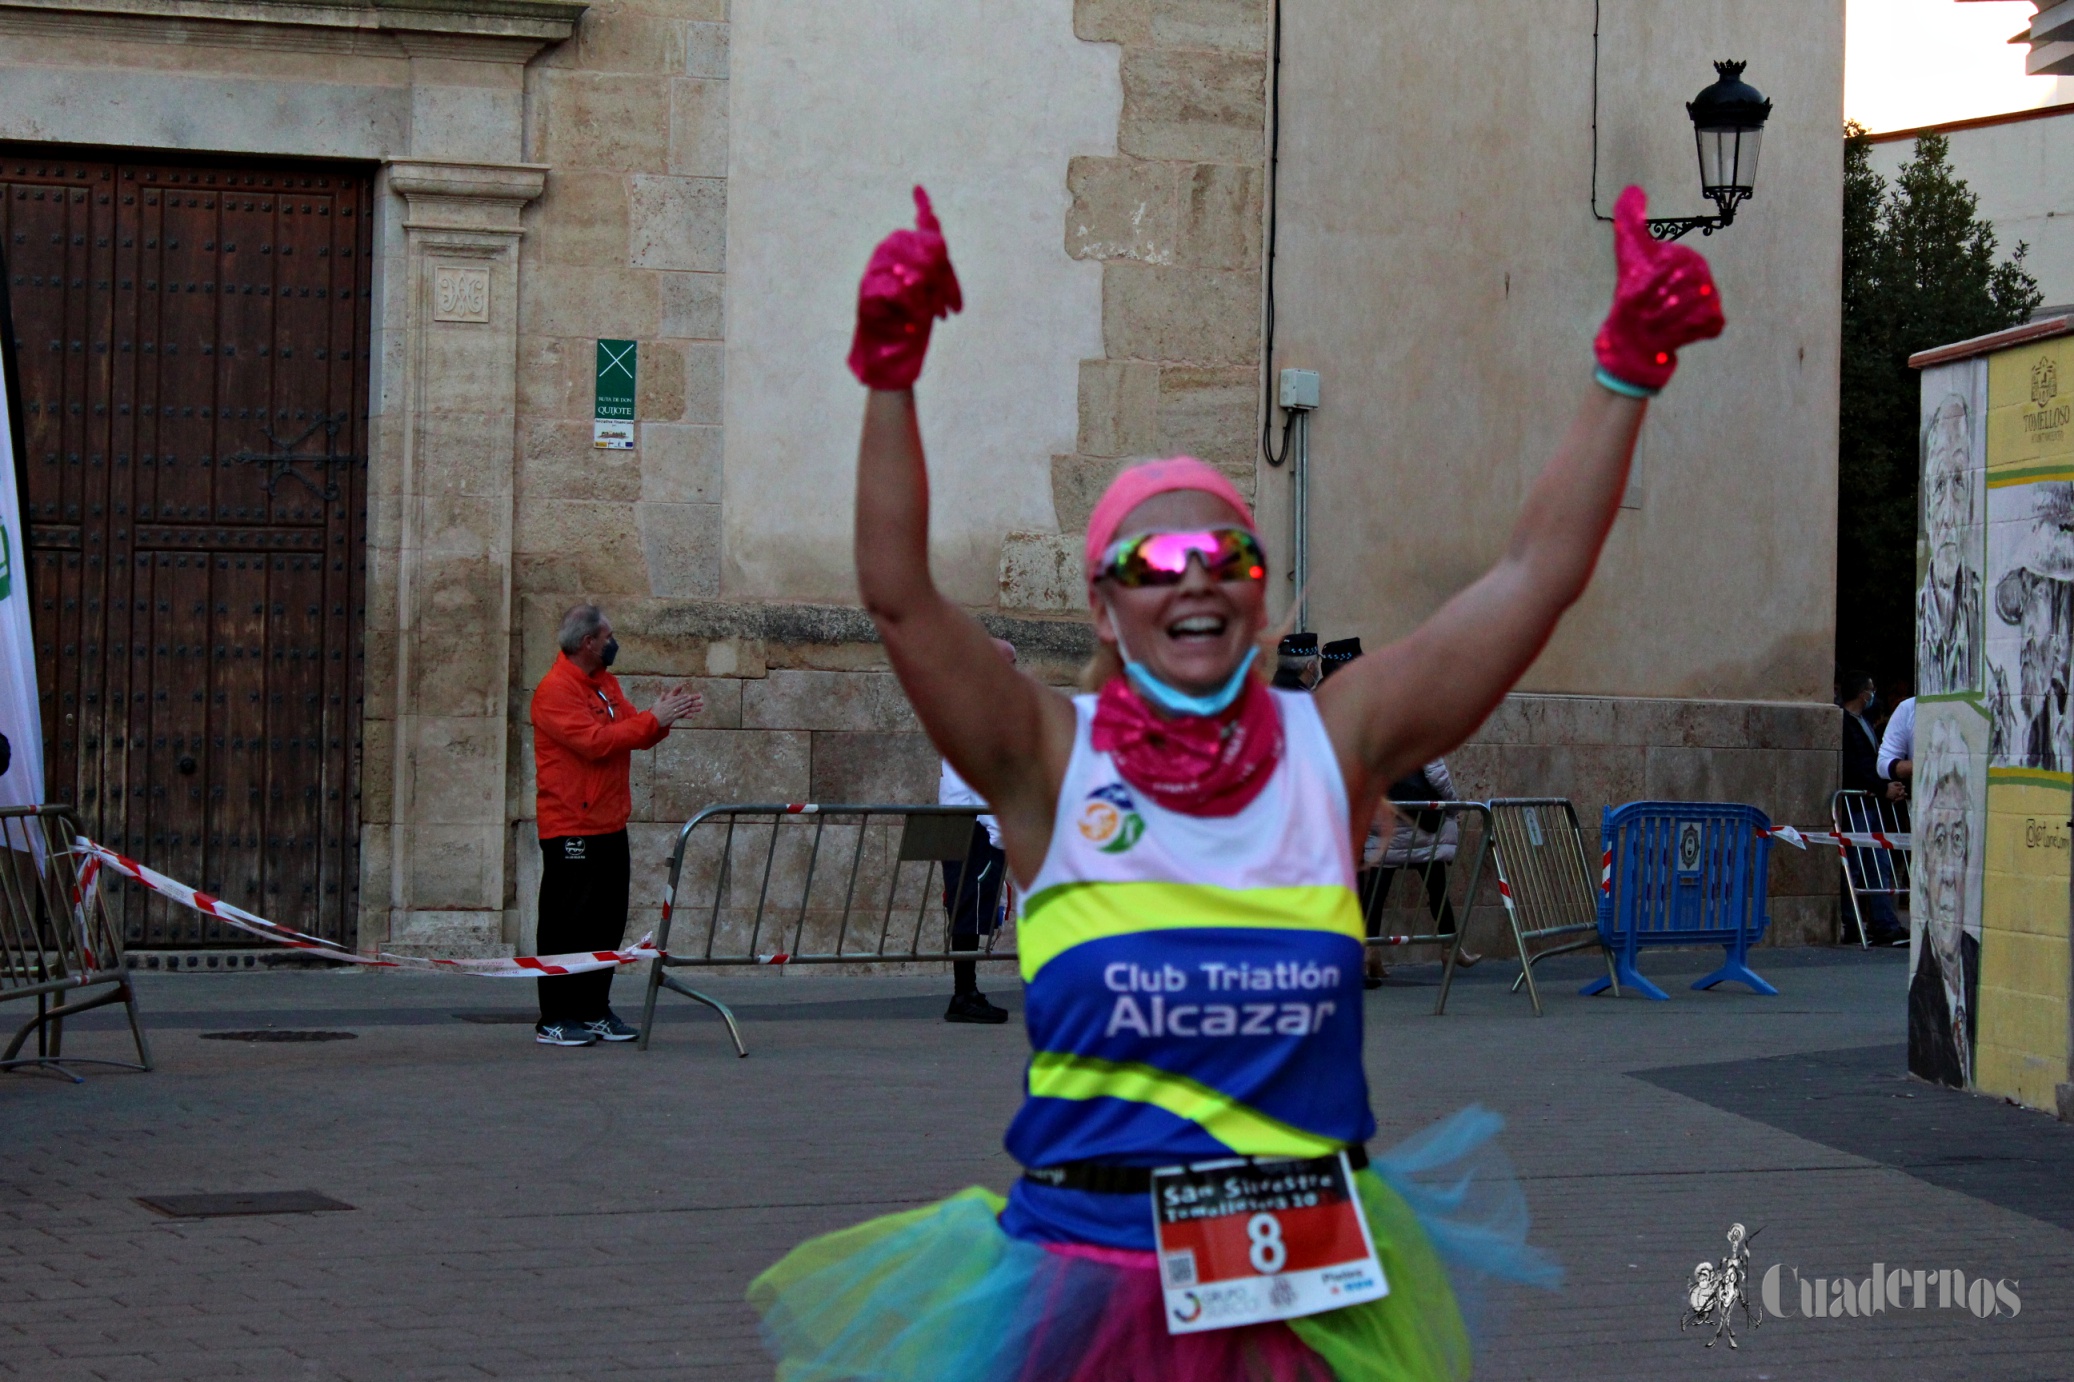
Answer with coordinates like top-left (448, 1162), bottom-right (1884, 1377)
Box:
top-left (2, 946), bottom-right (2070, 1381)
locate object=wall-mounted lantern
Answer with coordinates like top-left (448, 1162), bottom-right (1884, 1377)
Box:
top-left (1648, 61), bottom-right (1773, 242)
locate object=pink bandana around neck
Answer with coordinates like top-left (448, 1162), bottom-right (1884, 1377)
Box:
top-left (1090, 673), bottom-right (1283, 818)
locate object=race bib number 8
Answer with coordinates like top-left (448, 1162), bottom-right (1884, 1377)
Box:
top-left (1152, 1151), bottom-right (1388, 1334)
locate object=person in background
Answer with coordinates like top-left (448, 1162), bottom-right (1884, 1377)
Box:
top-left (1319, 636), bottom-right (1363, 680)
top-left (1839, 671), bottom-right (1883, 795)
top-left (1272, 631), bottom-right (1319, 689)
top-left (530, 603), bottom-right (703, 1047)
top-left (938, 637), bottom-right (1017, 1024)
top-left (1836, 670), bottom-right (1905, 946)
top-left (1878, 695), bottom-right (1915, 802)
top-left (1358, 758), bottom-right (1476, 988)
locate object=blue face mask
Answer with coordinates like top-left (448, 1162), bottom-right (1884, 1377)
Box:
top-left (1110, 607), bottom-right (1259, 717)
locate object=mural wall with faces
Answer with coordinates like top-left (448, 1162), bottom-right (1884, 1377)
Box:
top-left (1915, 344), bottom-right (2074, 1111)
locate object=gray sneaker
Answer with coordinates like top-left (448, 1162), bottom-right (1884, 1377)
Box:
top-left (585, 1013), bottom-right (640, 1042)
top-left (535, 1021), bottom-right (598, 1047)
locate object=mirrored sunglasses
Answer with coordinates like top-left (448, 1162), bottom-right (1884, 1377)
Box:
top-left (1100, 527), bottom-right (1267, 588)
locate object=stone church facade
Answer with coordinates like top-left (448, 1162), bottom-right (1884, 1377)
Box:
top-left (2, 0), bottom-right (1848, 960)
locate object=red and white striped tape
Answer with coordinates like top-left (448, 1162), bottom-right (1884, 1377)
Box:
top-left (1592, 827), bottom-right (1908, 894)
top-left (76, 839), bottom-right (665, 977)
top-left (1761, 825), bottom-right (1911, 853)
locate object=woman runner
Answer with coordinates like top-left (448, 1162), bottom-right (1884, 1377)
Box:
top-left (749, 184), bottom-right (1724, 1380)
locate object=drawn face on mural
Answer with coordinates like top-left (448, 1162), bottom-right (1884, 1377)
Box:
top-left (1917, 719), bottom-right (1971, 987)
top-left (1924, 394), bottom-right (1972, 585)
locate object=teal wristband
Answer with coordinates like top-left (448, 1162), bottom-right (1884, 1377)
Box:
top-left (1594, 366), bottom-right (1659, 399)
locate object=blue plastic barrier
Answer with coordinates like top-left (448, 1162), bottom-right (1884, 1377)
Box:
top-left (1586, 801), bottom-right (1778, 1001)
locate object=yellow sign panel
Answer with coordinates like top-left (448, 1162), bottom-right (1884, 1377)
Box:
top-left (1987, 339), bottom-right (2074, 480)
top-left (1977, 770), bottom-right (2073, 1109)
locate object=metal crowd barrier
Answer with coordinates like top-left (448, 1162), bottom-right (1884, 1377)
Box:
top-left (639, 803), bottom-right (1007, 1056)
top-left (1833, 789), bottom-right (1910, 948)
top-left (1359, 800), bottom-right (1488, 1016)
top-left (1472, 798), bottom-right (1621, 1016)
top-left (1587, 800), bottom-right (1777, 1001)
top-left (0, 806), bottom-right (153, 1080)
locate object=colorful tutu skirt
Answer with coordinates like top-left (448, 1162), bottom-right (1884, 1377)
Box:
top-left (748, 1107), bottom-right (1557, 1382)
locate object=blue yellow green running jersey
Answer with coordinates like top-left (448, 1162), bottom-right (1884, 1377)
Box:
top-left (999, 689), bottom-right (1372, 1250)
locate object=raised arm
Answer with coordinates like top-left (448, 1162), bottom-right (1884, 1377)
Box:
top-left (1319, 187), bottom-right (1725, 805)
top-left (849, 190), bottom-right (1077, 880)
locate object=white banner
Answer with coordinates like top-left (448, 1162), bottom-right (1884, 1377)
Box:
top-left (0, 327), bottom-right (38, 809)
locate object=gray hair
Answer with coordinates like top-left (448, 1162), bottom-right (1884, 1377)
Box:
top-left (557, 602), bottom-right (607, 654)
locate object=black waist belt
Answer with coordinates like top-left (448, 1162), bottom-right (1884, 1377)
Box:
top-left (1021, 1146), bottom-right (1369, 1195)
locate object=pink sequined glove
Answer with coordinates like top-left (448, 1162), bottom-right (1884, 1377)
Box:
top-left (847, 186), bottom-right (963, 391)
top-left (1592, 185), bottom-right (1725, 396)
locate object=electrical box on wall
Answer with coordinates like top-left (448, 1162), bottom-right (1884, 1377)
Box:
top-left (1279, 368), bottom-right (1320, 411)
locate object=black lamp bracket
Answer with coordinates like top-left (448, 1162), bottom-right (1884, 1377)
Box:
top-left (1646, 189), bottom-right (1751, 242)
top-left (1646, 212), bottom-right (1729, 242)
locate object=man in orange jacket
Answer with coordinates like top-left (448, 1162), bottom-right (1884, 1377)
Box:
top-left (530, 602), bottom-right (703, 1046)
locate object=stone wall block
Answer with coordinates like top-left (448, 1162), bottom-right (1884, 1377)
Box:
top-left (1118, 49), bottom-right (1265, 164)
top-left (650, 729), bottom-right (812, 819)
top-left (578, 8), bottom-right (691, 73)
top-left (516, 334), bottom-right (589, 420)
top-left (1103, 265), bottom-right (1260, 366)
top-left (520, 418), bottom-right (643, 502)
top-left (682, 341), bottom-right (725, 424)
top-left (1762, 893), bottom-right (1838, 948)
top-left (1078, 356), bottom-right (1161, 454)
top-left (743, 669), bottom-right (913, 731)
top-left (359, 718), bottom-right (396, 822)
top-left (743, 669), bottom-right (872, 730)
top-left (1000, 531), bottom-right (1086, 612)
top-left (1066, 155), bottom-right (1180, 265)
top-left (521, 265), bottom-right (663, 340)
top-left (409, 557), bottom-right (509, 717)
top-left (660, 272), bottom-right (726, 340)
top-left (1178, 163), bottom-right (1262, 270)
top-left (686, 21), bottom-right (731, 78)
top-left (361, 625), bottom-right (399, 721)
top-left (404, 716), bottom-right (506, 824)
top-left (420, 330), bottom-right (521, 412)
top-left (610, 675), bottom-right (745, 730)
top-left (537, 71), bottom-right (672, 172)
top-left (1078, 358), bottom-right (1161, 457)
top-left (670, 77), bottom-right (730, 178)
top-left (414, 491), bottom-right (507, 562)
top-left (412, 412), bottom-right (511, 500)
top-left (639, 422), bottom-right (723, 503)
top-left (516, 500), bottom-right (651, 594)
top-left (1745, 701), bottom-right (1841, 753)
top-left (636, 501), bottom-right (723, 598)
top-left (636, 338), bottom-right (689, 421)
top-left (628, 176), bottom-right (727, 272)
top-left (385, 902), bottom-right (508, 957)
top-left (1052, 453), bottom-right (1135, 532)
top-left (869, 675), bottom-right (924, 733)
top-left (1151, 0), bottom-right (1268, 51)
top-left (1772, 746), bottom-right (1842, 823)
top-left (534, 171), bottom-right (629, 268)
top-left (1075, 0), bottom-right (1153, 44)
top-left (1080, 0), bottom-right (1264, 50)
top-left (810, 730), bottom-right (939, 802)
top-left (1643, 746), bottom-right (1781, 815)
top-left (1156, 365), bottom-right (1255, 466)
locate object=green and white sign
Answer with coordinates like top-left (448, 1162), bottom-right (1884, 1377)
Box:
top-left (594, 338), bottom-right (637, 450)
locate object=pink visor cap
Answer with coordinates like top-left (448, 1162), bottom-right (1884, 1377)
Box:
top-left (1083, 457), bottom-right (1258, 584)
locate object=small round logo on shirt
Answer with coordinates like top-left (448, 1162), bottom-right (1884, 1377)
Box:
top-left (1078, 783), bottom-right (1145, 854)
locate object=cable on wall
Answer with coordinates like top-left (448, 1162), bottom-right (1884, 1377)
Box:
top-left (1261, 0), bottom-right (1295, 466)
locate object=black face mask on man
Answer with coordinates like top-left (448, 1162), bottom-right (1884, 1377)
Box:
top-left (599, 637), bottom-right (620, 668)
